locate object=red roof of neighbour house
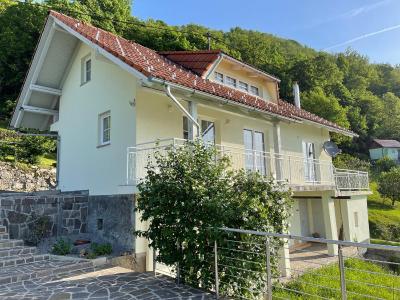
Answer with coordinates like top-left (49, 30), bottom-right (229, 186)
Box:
top-left (49, 11), bottom-right (355, 136)
top-left (158, 50), bottom-right (221, 76)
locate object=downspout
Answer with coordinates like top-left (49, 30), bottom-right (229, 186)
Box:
top-left (165, 84), bottom-right (200, 134)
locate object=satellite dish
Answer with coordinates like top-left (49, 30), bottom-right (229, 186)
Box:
top-left (323, 141), bottom-right (342, 157)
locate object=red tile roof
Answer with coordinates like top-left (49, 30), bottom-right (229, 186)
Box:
top-left (49, 11), bottom-right (355, 136)
top-left (158, 50), bottom-right (221, 76)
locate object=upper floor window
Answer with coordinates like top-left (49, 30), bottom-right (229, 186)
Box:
top-left (81, 55), bottom-right (91, 85)
top-left (99, 112), bottom-right (111, 146)
top-left (238, 81), bottom-right (248, 92)
top-left (226, 76), bottom-right (236, 88)
top-left (214, 72), bottom-right (224, 83)
top-left (250, 86), bottom-right (259, 96)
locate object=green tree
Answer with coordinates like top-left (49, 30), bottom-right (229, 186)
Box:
top-left (378, 167), bottom-right (400, 206)
top-left (135, 141), bottom-right (292, 298)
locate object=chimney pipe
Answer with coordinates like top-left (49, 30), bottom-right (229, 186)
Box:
top-left (293, 82), bottom-right (301, 109)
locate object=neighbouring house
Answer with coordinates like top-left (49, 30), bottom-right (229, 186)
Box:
top-left (369, 139), bottom-right (400, 162)
top-left (9, 11), bottom-right (371, 273)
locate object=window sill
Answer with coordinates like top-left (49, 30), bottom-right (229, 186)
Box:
top-left (97, 142), bottom-right (110, 149)
top-left (80, 80), bottom-right (91, 87)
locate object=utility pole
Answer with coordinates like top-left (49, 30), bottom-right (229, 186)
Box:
top-left (207, 32), bottom-right (211, 50)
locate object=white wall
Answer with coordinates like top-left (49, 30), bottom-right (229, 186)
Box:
top-left (51, 43), bottom-right (137, 195)
top-left (340, 195), bottom-right (370, 243)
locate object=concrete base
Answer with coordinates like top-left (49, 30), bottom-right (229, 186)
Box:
top-left (109, 252), bottom-right (146, 272)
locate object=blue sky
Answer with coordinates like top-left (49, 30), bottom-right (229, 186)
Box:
top-left (133, 0), bottom-right (400, 65)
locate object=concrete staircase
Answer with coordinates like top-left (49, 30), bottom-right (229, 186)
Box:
top-left (0, 225), bottom-right (99, 286)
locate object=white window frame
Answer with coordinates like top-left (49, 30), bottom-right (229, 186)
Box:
top-left (214, 72), bottom-right (224, 83)
top-left (99, 112), bottom-right (111, 147)
top-left (250, 85), bottom-right (259, 96)
top-left (238, 81), bottom-right (248, 92)
top-left (226, 76), bottom-right (237, 87)
top-left (81, 54), bottom-right (92, 85)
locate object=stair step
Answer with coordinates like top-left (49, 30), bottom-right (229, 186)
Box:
top-left (0, 254), bottom-right (50, 268)
top-left (0, 258), bottom-right (95, 286)
top-left (0, 240), bottom-right (24, 249)
top-left (0, 233), bottom-right (9, 240)
top-left (0, 227), bottom-right (6, 234)
top-left (0, 246), bottom-right (38, 258)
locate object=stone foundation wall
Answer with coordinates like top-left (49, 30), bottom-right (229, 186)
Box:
top-left (0, 191), bottom-right (88, 240)
top-left (88, 194), bottom-right (135, 254)
top-left (0, 191), bottom-right (136, 255)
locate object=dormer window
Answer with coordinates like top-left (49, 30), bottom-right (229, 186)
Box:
top-left (215, 72), bottom-right (224, 83)
top-left (238, 81), bottom-right (248, 92)
top-left (250, 86), bottom-right (259, 96)
top-left (226, 76), bottom-right (236, 87)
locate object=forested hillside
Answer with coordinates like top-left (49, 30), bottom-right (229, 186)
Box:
top-left (1, 0), bottom-right (400, 158)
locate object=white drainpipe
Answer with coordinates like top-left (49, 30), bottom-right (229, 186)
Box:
top-left (165, 84), bottom-right (200, 135)
top-left (293, 82), bottom-right (301, 109)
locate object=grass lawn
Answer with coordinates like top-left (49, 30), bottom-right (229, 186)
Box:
top-left (368, 182), bottom-right (400, 242)
top-left (274, 258), bottom-right (400, 299)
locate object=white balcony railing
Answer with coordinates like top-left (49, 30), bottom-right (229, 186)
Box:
top-left (126, 138), bottom-right (369, 191)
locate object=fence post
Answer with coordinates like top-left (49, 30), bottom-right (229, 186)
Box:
top-left (265, 237), bottom-right (272, 300)
top-left (214, 240), bottom-right (219, 299)
top-left (338, 244), bottom-right (347, 300)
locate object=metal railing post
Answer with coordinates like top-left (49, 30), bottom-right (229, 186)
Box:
top-left (214, 240), bottom-right (220, 299)
top-left (153, 248), bottom-right (157, 277)
top-left (338, 245), bottom-right (347, 300)
top-left (265, 238), bottom-right (272, 300)
top-left (126, 148), bottom-right (130, 185)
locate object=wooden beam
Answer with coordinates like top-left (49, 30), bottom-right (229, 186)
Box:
top-left (30, 84), bottom-right (62, 96)
top-left (21, 105), bottom-right (59, 116)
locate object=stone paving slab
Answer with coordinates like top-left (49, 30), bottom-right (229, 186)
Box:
top-left (0, 258), bottom-right (94, 285)
top-left (0, 267), bottom-right (214, 299)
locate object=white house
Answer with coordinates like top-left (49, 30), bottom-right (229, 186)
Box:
top-left (369, 139), bottom-right (400, 162)
top-left (10, 11), bottom-right (371, 270)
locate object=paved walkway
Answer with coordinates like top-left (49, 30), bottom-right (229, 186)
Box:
top-left (289, 242), bottom-right (360, 275)
top-left (0, 224), bottom-right (213, 300)
top-left (0, 267), bottom-right (214, 299)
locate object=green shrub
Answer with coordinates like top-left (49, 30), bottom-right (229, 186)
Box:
top-left (0, 127), bottom-right (56, 164)
top-left (91, 242), bottom-right (112, 256)
top-left (136, 141), bottom-right (292, 298)
top-left (52, 239), bottom-right (72, 255)
top-left (333, 153), bottom-right (370, 172)
top-left (86, 252), bottom-right (98, 259)
top-left (373, 156), bottom-right (397, 174)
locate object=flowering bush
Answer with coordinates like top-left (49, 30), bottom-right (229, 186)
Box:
top-left (135, 140), bottom-right (292, 297)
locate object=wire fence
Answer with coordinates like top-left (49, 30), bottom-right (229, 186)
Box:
top-left (153, 228), bottom-right (400, 299)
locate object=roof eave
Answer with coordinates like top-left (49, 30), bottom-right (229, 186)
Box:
top-left (221, 53), bottom-right (281, 83)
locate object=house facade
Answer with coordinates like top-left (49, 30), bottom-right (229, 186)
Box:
top-left (10, 11), bottom-right (371, 271)
top-left (369, 139), bottom-right (400, 162)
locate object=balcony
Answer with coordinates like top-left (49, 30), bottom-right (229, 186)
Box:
top-left (126, 138), bottom-right (369, 192)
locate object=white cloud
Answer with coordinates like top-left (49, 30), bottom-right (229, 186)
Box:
top-left (323, 23), bottom-right (400, 50)
top-left (340, 0), bottom-right (391, 18)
